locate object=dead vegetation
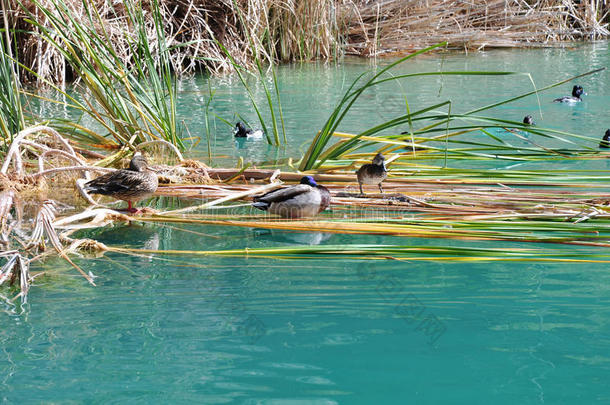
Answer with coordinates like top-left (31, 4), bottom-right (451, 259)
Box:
top-left (2, 0), bottom-right (608, 84)
top-left (0, 126), bottom-right (205, 301)
top-left (341, 0), bottom-right (610, 55)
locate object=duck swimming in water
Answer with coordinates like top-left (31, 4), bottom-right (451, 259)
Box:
top-left (600, 129), bottom-right (610, 149)
top-left (84, 152), bottom-right (158, 213)
top-left (356, 153), bottom-right (388, 195)
top-left (523, 115), bottom-right (534, 125)
top-left (554, 85), bottom-right (586, 103)
top-left (252, 176), bottom-right (330, 218)
top-left (234, 122), bottom-right (263, 139)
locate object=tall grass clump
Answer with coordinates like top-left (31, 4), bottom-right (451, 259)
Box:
top-left (20, 0), bottom-right (182, 151)
top-left (126, 0), bottom-right (181, 148)
top-left (8, 0), bottom-right (340, 84)
top-left (0, 7), bottom-right (26, 147)
top-left (266, 0), bottom-right (338, 62)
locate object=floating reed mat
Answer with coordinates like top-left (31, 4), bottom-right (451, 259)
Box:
top-left (50, 173), bottom-right (610, 248)
top-left (5, 165), bottom-right (610, 302)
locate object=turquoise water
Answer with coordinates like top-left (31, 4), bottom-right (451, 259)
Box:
top-left (3, 43), bottom-right (610, 403)
top-left (175, 42), bottom-right (609, 169)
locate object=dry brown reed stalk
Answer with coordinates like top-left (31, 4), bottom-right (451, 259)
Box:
top-left (29, 200), bottom-right (96, 284)
top-left (1, 125), bottom-right (81, 176)
top-left (0, 252), bottom-right (29, 301)
top-left (0, 189), bottom-right (14, 243)
top-left (0, 127), bottom-right (132, 298)
top-left (160, 170), bottom-right (281, 215)
top-left (341, 0), bottom-right (610, 55)
top-left (4, 0), bottom-right (608, 85)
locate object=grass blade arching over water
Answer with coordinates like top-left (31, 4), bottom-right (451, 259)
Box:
top-left (298, 42), bottom-right (606, 170)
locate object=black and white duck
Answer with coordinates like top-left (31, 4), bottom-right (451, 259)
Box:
top-left (523, 115), bottom-right (535, 125)
top-left (234, 122), bottom-right (263, 139)
top-left (84, 152), bottom-right (158, 213)
top-left (356, 153), bottom-right (388, 195)
top-left (554, 85), bottom-right (586, 103)
top-left (252, 176), bottom-right (330, 218)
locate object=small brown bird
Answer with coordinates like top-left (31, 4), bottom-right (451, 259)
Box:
top-left (356, 153), bottom-right (387, 195)
top-left (84, 152), bottom-right (158, 213)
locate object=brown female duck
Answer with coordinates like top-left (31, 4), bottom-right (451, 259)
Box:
top-left (84, 152), bottom-right (158, 213)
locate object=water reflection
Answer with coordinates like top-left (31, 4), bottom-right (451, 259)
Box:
top-left (253, 229), bottom-right (333, 245)
top-left (92, 223), bottom-right (160, 266)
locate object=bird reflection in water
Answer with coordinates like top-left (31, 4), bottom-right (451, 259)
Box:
top-left (252, 229), bottom-right (333, 245)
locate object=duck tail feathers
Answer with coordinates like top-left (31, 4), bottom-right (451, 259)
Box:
top-left (252, 202), bottom-right (270, 211)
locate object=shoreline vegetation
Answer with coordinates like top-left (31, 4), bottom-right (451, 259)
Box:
top-left (1, 1), bottom-right (610, 301)
top-left (3, 0), bottom-right (610, 83)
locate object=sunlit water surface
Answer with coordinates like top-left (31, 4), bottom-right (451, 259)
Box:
top-left (3, 43), bottom-right (610, 403)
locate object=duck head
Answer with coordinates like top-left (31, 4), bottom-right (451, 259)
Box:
top-left (523, 115), bottom-right (534, 125)
top-left (300, 175), bottom-right (317, 187)
top-left (372, 153), bottom-right (385, 166)
top-left (572, 85), bottom-right (585, 98)
top-left (234, 122), bottom-right (247, 137)
top-left (129, 152), bottom-right (149, 172)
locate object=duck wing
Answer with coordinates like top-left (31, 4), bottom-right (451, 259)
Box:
top-left (85, 170), bottom-right (143, 195)
top-left (247, 129), bottom-right (264, 139)
top-left (356, 164), bottom-right (370, 175)
top-left (316, 185), bottom-right (331, 211)
top-left (253, 184), bottom-right (312, 204)
top-left (553, 96), bottom-right (579, 103)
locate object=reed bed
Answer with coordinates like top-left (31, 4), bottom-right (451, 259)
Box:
top-left (6, 0), bottom-right (340, 84)
top-left (52, 164), bottom-right (610, 265)
top-left (150, 172), bottom-right (610, 246)
top-left (2, 0), bottom-right (609, 85)
top-left (4, 123), bottom-right (610, 301)
top-left (341, 0), bottom-right (610, 56)
top-left (1, 0), bottom-right (609, 301)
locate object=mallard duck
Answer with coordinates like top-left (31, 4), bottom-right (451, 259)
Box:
top-left (523, 115), bottom-right (534, 125)
top-left (554, 85), bottom-right (585, 103)
top-left (356, 153), bottom-right (387, 195)
top-left (600, 129), bottom-right (610, 149)
top-left (234, 122), bottom-right (263, 139)
top-left (84, 152), bottom-right (158, 213)
top-left (252, 176), bottom-right (330, 218)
